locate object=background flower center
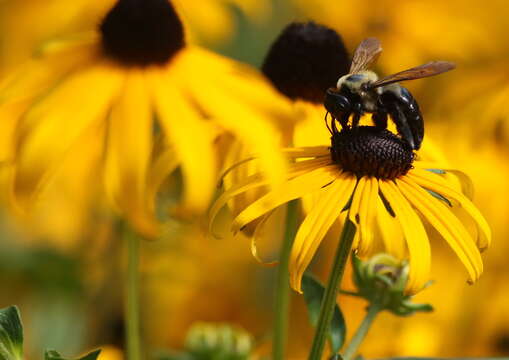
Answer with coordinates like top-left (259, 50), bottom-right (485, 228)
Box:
top-left (100, 0), bottom-right (185, 66)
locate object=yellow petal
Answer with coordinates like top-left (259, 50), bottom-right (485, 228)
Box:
top-left (232, 166), bottom-right (339, 233)
top-left (379, 181), bottom-right (431, 294)
top-left (408, 168), bottom-right (491, 251)
top-left (14, 62), bottom-right (124, 203)
top-left (147, 145), bottom-right (180, 214)
top-left (282, 146), bottom-right (331, 158)
top-left (290, 176), bottom-right (357, 293)
top-left (176, 49), bottom-right (288, 189)
top-left (149, 68), bottom-right (217, 214)
top-left (210, 157), bottom-right (331, 234)
top-left (104, 70), bottom-right (157, 237)
top-left (348, 177), bottom-right (382, 256)
top-left (251, 210), bottom-right (279, 267)
top-left (397, 178), bottom-right (483, 283)
top-left (358, 177), bottom-right (378, 256)
top-left (0, 41), bottom-right (99, 104)
top-left (376, 194), bottom-right (406, 259)
top-left (348, 177), bottom-right (367, 254)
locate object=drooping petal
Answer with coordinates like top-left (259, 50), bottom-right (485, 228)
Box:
top-left (376, 195), bottom-right (406, 259)
top-left (348, 177), bottom-right (380, 256)
top-left (210, 157), bottom-right (332, 235)
top-left (0, 41), bottom-right (99, 104)
top-left (408, 168), bottom-right (491, 251)
top-left (251, 210), bottom-right (279, 267)
top-left (349, 177), bottom-right (367, 254)
top-left (397, 178), bottom-right (483, 283)
top-left (14, 62), bottom-right (124, 204)
top-left (176, 49), bottom-right (288, 188)
top-left (356, 177), bottom-right (379, 256)
top-left (11, 119), bottom-right (106, 245)
top-left (232, 166), bottom-right (339, 233)
top-left (379, 181), bottom-right (431, 294)
top-left (149, 68), bottom-right (218, 214)
top-left (0, 42), bottom-right (98, 164)
top-left (290, 175), bottom-right (357, 293)
top-left (104, 70), bottom-right (156, 237)
top-left (147, 145), bottom-right (180, 214)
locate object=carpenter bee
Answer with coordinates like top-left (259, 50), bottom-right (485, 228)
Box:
top-left (324, 38), bottom-right (455, 150)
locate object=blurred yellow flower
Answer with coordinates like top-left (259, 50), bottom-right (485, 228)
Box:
top-left (0, 0), bottom-right (291, 237)
top-left (212, 124), bottom-right (490, 295)
top-left (0, 0), bottom-right (270, 72)
top-left (292, 0), bottom-right (505, 74)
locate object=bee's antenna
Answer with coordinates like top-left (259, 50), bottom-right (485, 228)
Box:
top-left (324, 112), bottom-right (333, 134)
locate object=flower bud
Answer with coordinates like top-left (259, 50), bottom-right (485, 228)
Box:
top-left (185, 322), bottom-right (254, 360)
top-left (352, 254), bottom-right (433, 316)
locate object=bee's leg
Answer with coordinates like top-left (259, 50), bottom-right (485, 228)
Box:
top-left (351, 103), bottom-right (363, 128)
top-left (387, 103), bottom-right (415, 149)
top-left (372, 111), bottom-right (388, 130)
top-left (338, 112), bottom-right (351, 130)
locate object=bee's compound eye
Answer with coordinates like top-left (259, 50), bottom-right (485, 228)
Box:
top-left (325, 90), bottom-right (351, 115)
top-left (334, 94), bottom-right (351, 111)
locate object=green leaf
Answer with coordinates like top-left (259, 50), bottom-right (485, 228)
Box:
top-left (44, 349), bottom-right (101, 360)
top-left (0, 306), bottom-right (23, 360)
top-left (302, 274), bottom-right (346, 353)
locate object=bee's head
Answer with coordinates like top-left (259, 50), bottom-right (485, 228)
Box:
top-left (324, 88), bottom-right (352, 119)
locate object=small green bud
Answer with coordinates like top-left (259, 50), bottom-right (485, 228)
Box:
top-left (352, 254), bottom-right (433, 316)
top-left (185, 322), bottom-right (254, 360)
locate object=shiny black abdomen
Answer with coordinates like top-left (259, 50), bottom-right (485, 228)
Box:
top-left (379, 85), bottom-right (424, 149)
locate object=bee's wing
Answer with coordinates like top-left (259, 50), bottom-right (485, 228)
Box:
top-left (367, 61), bottom-right (455, 89)
top-left (349, 37), bottom-right (383, 73)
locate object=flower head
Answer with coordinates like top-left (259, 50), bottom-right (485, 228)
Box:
top-left (0, 0), bottom-right (292, 237)
top-left (212, 125), bottom-right (490, 294)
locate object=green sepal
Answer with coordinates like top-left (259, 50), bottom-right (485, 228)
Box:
top-left (302, 273), bottom-right (346, 353)
top-left (425, 189), bottom-right (452, 207)
top-left (44, 349), bottom-right (101, 360)
top-left (425, 168), bottom-right (446, 175)
top-left (0, 306), bottom-right (23, 360)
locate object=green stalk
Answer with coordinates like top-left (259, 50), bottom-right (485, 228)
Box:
top-left (342, 303), bottom-right (381, 360)
top-left (125, 227), bottom-right (142, 360)
top-left (273, 200), bottom-right (299, 360)
top-left (308, 219), bottom-right (356, 360)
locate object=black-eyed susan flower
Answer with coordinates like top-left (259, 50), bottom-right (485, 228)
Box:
top-left (212, 123), bottom-right (490, 295)
top-left (212, 25), bottom-right (490, 295)
top-left (0, 0), bottom-right (292, 237)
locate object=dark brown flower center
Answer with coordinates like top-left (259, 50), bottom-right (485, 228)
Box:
top-left (330, 126), bottom-right (414, 179)
top-left (262, 22), bottom-right (349, 103)
top-left (100, 0), bottom-right (185, 66)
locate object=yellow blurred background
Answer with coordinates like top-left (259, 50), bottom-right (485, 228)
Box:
top-left (0, 0), bottom-right (508, 359)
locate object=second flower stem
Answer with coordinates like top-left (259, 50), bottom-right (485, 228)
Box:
top-left (273, 200), bottom-right (299, 360)
top-left (126, 226), bottom-right (142, 360)
top-left (308, 219), bottom-right (356, 360)
top-left (342, 303), bottom-right (381, 360)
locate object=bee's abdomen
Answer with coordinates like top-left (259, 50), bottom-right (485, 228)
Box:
top-left (380, 85), bottom-right (424, 149)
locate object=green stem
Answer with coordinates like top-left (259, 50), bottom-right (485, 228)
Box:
top-left (126, 227), bottom-right (142, 360)
top-left (339, 290), bottom-right (362, 297)
top-left (273, 200), bottom-right (299, 360)
top-left (342, 303), bottom-right (381, 360)
top-left (308, 220), bottom-right (357, 360)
